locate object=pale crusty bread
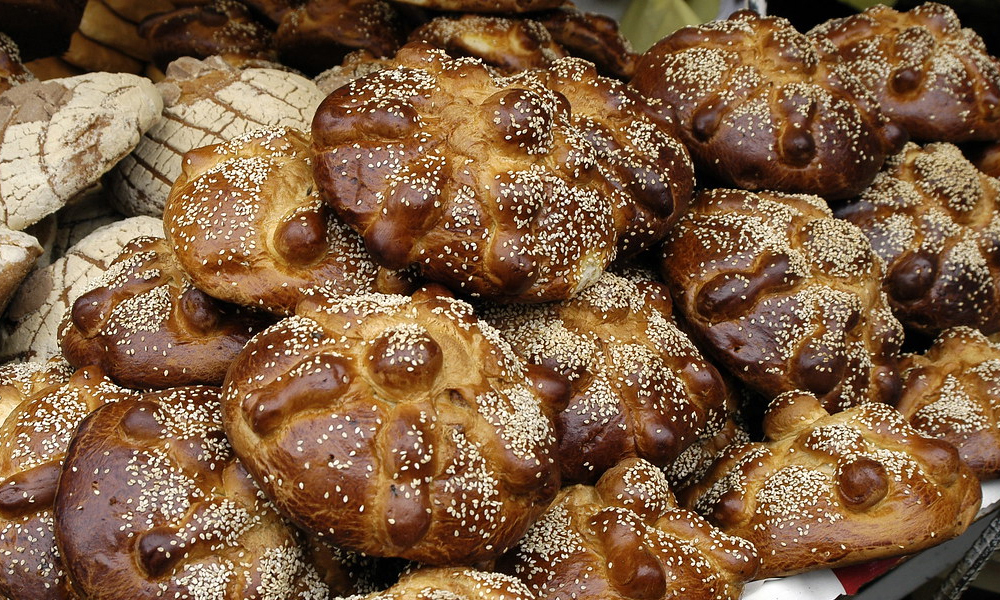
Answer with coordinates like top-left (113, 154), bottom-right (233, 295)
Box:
top-left (0, 225), bottom-right (42, 314)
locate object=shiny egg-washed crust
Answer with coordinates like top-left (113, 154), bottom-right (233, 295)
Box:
top-left (810, 2), bottom-right (1000, 142)
top-left (498, 458), bottom-right (759, 600)
top-left (0, 33), bottom-right (33, 95)
top-left (221, 286), bottom-right (565, 565)
top-left (974, 141), bottom-right (1000, 178)
top-left (165, 127), bottom-right (411, 316)
top-left (60, 236), bottom-right (271, 390)
top-left (681, 392), bottom-right (982, 578)
top-left (631, 10), bottom-right (905, 201)
top-left (0, 0), bottom-right (85, 60)
top-left (0, 366), bottom-right (135, 600)
top-left (387, 0), bottom-right (561, 14)
top-left (345, 567), bottom-right (537, 600)
top-left (535, 5), bottom-right (636, 80)
top-left (835, 142), bottom-right (1000, 335)
top-left (483, 272), bottom-right (732, 485)
top-left (660, 189), bottom-right (904, 412)
top-left (138, 0), bottom-right (277, 71)
top-left (54, 386), bottom-right (338, 600)
top-left (896, 327), bottom-right (1000, 480)
top-left (312, 43), bottom-right (693, 302)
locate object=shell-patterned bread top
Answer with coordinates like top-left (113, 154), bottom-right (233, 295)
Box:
top-left (312, 43), bottom-right (693, 302)
top-left (53, 386), bottom-right (341, 600)
top-left (109, 55), bottom-right (325, 217)
top-left (809, 2), bottom-right (1000, 142)
top-left (272, 0), bottom-right (407, 75)
top-left (534, 5), bottom-right (637, 80)
top-left (483, 272), bottom-right (732, 485)
top-left (680, 391), bottom-right (982, 578)
top-left (498, 458), bottom-right (759, 600)
top-left (0, 33), bottom-right (33, 95)
top-left (660, 189), bottom-right (904, 412)
top-left (0, 72), bottom-right (163, 231)
top-left (835, 142), bottom-right (1000, 335)
top-left (0, 366), bottom-right (135, 600)
top-left (896, 327), bottom-right (1000, 480)
top-left (138, 0), bottom-right (276, 71)
top-left (164, 127), bottom-right (409, 316)
top-left (388, 0), bottom-right (561, 14)
top-left (221, 286), bottom-right (565, 565)
top-left (345, 568), bottom-right (537, 600)
top-left (630, 10), bottom-right (905, 201)
top-left (408, 16), bottom-right (567, 74)
top-left (59, 236), bottom-right (271, 390)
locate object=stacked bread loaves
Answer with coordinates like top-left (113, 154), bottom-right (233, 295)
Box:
top-left (0, 1), bottom-right (998, 599)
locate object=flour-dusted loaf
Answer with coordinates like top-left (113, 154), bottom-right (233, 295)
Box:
top-left (0, 72), bottom-right (162, 231)
top-left (0, 225), bottom-right (41, 314)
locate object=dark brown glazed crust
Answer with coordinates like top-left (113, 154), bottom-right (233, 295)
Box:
top-left (973, 141), bottom-right (1000, 178)
top-left (484, 272), bottom-right (732, 485)
top-left (631, 10), bottom-right (905, 200)
top-left (535, 5), bottom-right (637, 80)
top-left (680, 392), bottom-right (983, 578)
top-left (499, 458), bottom-right (759, 600)
top-left (388, 0), bottom-right (562, 14)
top-left (810, 2), bottom-right (1000, 142)
top-left (312, 43), bottom-right (693, 302)
top-left (60, 236), bottom-right (271, 389)
top-left (0, 33), bottom-right (33, 95)
top-left (0, 0), bottom-right (86, 60)
top-left (0, 366), bottom-right (135, 600)
top-left (896, 327), bottom-right (1000, 480)
top-left (221, 286), bottom-right (564, 565)
top-left (660, 189), bottom-right (904, 412)
top-left (54, 386), bottom-right (338, 600)
top-left (835, 142), bottom-right (1000, 335)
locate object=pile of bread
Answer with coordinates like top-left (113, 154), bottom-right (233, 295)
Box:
top-left (1, 0), bottom-right (999, 599)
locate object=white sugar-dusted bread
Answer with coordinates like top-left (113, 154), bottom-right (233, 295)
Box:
top-left (0, 216), bottom-right (162, 362)
top-left (108, 55), bottom-right (326, 217)
top-left (0, 72), bottom-right (162, 231)
top-left (0, 225), bottom-right (42, 313)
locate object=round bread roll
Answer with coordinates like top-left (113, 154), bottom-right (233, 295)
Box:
top-left (660, 189), bottom-right (904, 412)
top-left (165, 126), bottom-right (409, 316)
top-left (835, 142), bottom-right (1000, 335)
top-left (896, 327), bottom-right (1000, 480)
top-left (0, 0), bottom-right (86, 60)
top-left (351, 567), bottom-right (537, 600)
top-left (0, 366), bottom-right (135, 600)
top-left (631, 10), bottom-right (905, 200)
top-left (221, 286), bottom-right (565, 565)
top-left (534, 5), bottom-right (636, 80)
top-left (681, 391), bottom-right (982, 578)
top-left (60, 236), bottom-right (271, 389)
top-left (499, 458), bottom-right (759, 600)
top-left (312, 43), bottom-right (693, 302)
top-left (483, 271), bottom-right (732, 485)
top-left (0, 33), bottom-right (34, 95)
top-left (53, 385), bottom-right (345, 600)
top-left (810, 2), bottom-right (1000, 142)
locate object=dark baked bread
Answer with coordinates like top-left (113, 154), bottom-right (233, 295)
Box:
top-left (0, 357), bottom-right (72, 410)
top-left (810, 2), bottom-right (1000, 142)
top-left (896, 326), bottom-right (1000, 480)
top-left (357, 567), bottom-right (536, 599)
top-left (164, 126), bottom-right (409, 316)
top-left (60, 236), bottom-right (271, 389)
top-left (973, 141), bottom-right (1000, 178)
top-left (388, 0), bottom-right (561, 14)
top-left (499, 458), bottom-right (759, 600)
top-left (0, 366), bottom-right (134, 600)
top-left (0, 33), bottom-right (33, 95)
top-left (535, 4), bottom-right (636, 80)
top-left (221, 286), bottom-right (565, 565)
top-left (631, 10), bottom-right (905, 200)
top-left (0, 0), bottom-right (86, 59)
top-left (660, 189), bottom-right (904, 412)
top-left (312, 43), bottom-right (693, 302)
top-left (483, 271), bottom-right (732, 485)
top-left (681, 391), bottom-right (982, 578)
top-left (314, 50), bottom-right (393, 95)
top-left (54, 385), bottom-right (340, 600)
top-left (835, 142), bottom-right (1000, 335)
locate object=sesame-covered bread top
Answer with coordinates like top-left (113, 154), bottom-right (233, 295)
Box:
top-left (534, 5), bottom-right (637, 80)
top-left (344, 567), bottom-right (538, 600)
top-left (312, 43), bottom-right (693, 302)
top-left (631, 10), bottom-right (905, 200)
top-left (835, 142), bottom-right (1000, 335)
top-left (388, 0), bottom-right (562, 14)
top-left (810, 2), bottom-right (1000, 142)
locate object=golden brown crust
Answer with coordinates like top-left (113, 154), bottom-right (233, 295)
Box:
top-left (810, 2), bottom-right (1000, 142)
top-left (896, 327), bottom-right (1000, 480)
top-left (535, 5), bottom-right (636, 80)
top-left (835, 142), bottom-right (1000, 335)
top-left (660, 189), bottom-right (904, 412)
top-left (60, 236), bottom-right (272, 389)
top-left (357, 567), bottom-right (537, 599)
top-left (312, 44), bottom-right (693, 302)
top-left (484, 272), bottom-right (732, 485)
top-left (973, 141), bottom-right (1000, 178)
top-left (0, 33), bottom-right (34, 95)
top-left (221, 286), bottom-right (563, 565)
top-left (631, 10), bottom-right (905, 200)
top-left (681, 392), bottom-right (982, 578)
top-left (164, 127), bottom-right (406, 316)
top-left (388, 0), bottom-right (561, 14)
top-left (0, 366), bottom-right (135, 600)
top-left (499, 458), bottom-right (759, 600)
